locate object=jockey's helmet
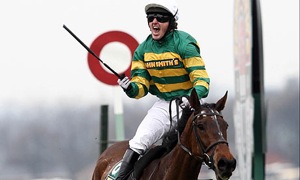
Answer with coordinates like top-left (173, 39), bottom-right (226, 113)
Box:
top-left (145, 0), bottom-right (179, 21)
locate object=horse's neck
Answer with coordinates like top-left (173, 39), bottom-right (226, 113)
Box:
top-left (162, 113), bottom-right (203, 179)
top-left (158, 145), bottom-right (202, 179)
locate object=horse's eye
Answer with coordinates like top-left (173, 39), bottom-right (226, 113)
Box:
top-left (198, 124), bottom-right (205, 131)
top-left (224, 122), bottom-right (229, 129)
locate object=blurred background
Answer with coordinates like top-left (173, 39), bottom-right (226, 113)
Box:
top-left (0, 0), bottom-right (298, 180)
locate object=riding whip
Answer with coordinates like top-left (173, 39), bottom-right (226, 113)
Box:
top-left (63, 24), bottom-right (124, 79)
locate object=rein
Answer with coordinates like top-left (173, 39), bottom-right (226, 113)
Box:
top-left (174, 102), bottom-right (228, 169)
top-left (168, 96), bottom-right (189, 131)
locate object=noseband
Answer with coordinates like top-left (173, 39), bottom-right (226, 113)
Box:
top-left (177, 104), bottom-right (228, 169)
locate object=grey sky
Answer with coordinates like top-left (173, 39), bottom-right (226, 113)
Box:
top-left (0, 0), bottom-right (298, 105)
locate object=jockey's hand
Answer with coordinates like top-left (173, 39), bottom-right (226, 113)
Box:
top-left (117, 76), bottom-right (132, 91)
top-left (180, 97), bottom-right (190, 109)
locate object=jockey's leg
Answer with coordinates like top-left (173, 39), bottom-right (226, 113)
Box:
top-left (116, 148), bottom-right (140, 180)
top-left (129, 99), bottom-right (182, 154)
top-left (116, 99), bottom-right (181, 179)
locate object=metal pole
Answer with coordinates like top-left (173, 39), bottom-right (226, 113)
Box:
top-left (251, 0), bottom-right (266, 179)
top-left (100, 105), bottom-right (109, 154)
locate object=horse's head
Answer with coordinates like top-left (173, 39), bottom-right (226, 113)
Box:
top-left (186, 89), bottom-right (236, 180)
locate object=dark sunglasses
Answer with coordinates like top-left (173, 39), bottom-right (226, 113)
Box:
top-left (147, 14), bottom-right (170, 23)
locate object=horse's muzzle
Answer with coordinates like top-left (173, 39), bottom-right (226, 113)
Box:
top-left (217, 157), bottom-right (236, 178)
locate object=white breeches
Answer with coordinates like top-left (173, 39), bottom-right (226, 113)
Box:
top-left (129, 98), bottom-right (183, 155)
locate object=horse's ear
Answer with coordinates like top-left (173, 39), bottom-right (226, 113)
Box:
top-left (215, 91), bottom-right (228, 111)
top-left (189, 88), bottom-right (200, 109)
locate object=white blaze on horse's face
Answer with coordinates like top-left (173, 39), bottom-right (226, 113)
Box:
top-left (218, 132), bottom-right (223, 137)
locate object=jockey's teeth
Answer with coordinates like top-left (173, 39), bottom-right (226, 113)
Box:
top-left (153, 26), bottom-right (159, 30)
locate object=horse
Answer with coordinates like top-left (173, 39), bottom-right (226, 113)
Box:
top-left (92, 88), bottom-right (236, 180)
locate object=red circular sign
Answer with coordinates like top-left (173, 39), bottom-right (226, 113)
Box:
top-left (88, 31), bottom-right (139, 85)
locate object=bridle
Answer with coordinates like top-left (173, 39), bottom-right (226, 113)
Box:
top-left (177, 104), bottom-right (229, 169)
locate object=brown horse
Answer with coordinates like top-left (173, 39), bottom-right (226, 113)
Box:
top-left (92, 89), bottom-right (236, 180)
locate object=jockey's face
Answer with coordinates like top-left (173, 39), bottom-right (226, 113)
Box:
top-left (147, 14), bottom-right (170, 41)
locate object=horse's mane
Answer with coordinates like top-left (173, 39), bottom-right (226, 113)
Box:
top-left (161, 106), bottom-right (193, 152)
top-left (201, 102), bottom-right (216, 109)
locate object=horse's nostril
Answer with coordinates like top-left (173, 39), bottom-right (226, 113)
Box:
top-left (217, 158), bottom-right (227, 171)
top-left (218, 158), bottom-right (237, 172)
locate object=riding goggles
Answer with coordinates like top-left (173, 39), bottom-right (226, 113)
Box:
top-left (147, 14), bottom-right (170, 23)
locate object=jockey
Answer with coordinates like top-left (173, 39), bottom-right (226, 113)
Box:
top-left (116, 0), bottom-right (210, 179)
